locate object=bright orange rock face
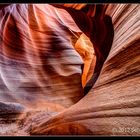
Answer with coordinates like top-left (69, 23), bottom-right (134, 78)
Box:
top-left (74, 33), bottom-right (96, 87)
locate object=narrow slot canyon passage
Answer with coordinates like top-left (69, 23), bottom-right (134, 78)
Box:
top-left (0, 4), bottom-right (140, 136)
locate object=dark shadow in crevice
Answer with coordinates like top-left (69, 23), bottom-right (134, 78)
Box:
top-left (84, 13), bottom-right (114, 95)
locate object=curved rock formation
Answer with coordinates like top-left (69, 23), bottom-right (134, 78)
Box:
top-left (0, 4), bottom-right (140, 136)
top-left (0, 4), bottom-right (85, 108)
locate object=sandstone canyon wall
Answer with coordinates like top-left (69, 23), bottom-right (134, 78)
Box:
top-left (0, 4), bottom-right (140, 136)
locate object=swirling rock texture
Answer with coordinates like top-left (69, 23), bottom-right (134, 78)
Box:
top-left (0, 4), bottom-right (140, 136)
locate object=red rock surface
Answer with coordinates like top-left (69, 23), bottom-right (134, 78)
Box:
top-left (0, 4), bottom-right (140, 136)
